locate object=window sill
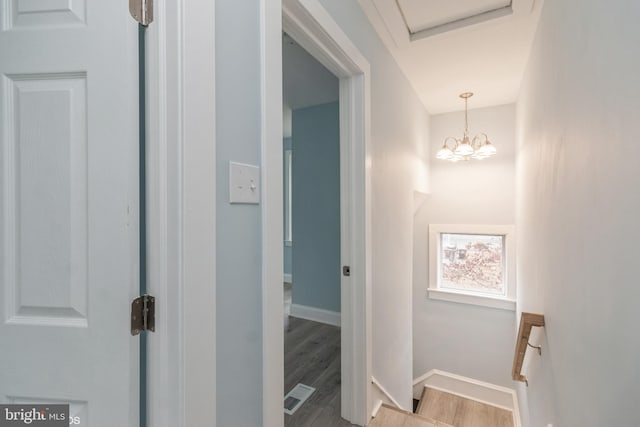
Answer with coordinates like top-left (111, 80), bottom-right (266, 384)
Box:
top-left (427, 288), bottom-right (516, 311)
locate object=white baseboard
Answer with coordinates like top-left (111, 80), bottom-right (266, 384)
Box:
top-left (413, 369), bottom-right (521, 427)
top-left (290, 303), bottom-right (340, 327)
top-left (283, 273), bottom-right (292, 283)
top-left (371, 376), bottom-right (407, 412)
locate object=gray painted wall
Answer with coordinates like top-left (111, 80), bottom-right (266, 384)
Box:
top-left (516, 0), bottom-right (640, 425)
top-left (413, 104), bottom-right (517, 388)
top-left (291, 102), bottom-right (341, 312)
top-left (215, 1), bottom-right (262, 426)
top-left (283, 29), bottom-right (338, 280)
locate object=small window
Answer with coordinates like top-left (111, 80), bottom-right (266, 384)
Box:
top-left (428, 224), bottom-right (515, 310)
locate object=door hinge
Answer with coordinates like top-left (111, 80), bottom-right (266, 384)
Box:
top-left (129, 0), bottom-right (153, 26)
top-left (342, 265), bottom-right (351, 277)
top-left (131, 294), bottom-right (155, 335)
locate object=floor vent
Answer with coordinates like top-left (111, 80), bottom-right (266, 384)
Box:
top-left (284, 383), bottom-right (315, 415)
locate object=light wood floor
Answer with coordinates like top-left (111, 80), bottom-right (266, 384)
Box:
top-left (284, 317), bottom-right (355, 427)
top-left (369, 404), bottom-right (452, 427)
top-left (417, 387), bottom-right (514, 427)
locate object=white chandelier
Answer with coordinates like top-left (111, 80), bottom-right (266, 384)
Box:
top-left (436, 92), bottom-right (496, 162)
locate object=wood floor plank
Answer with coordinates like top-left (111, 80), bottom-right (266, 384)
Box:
top-left (417, 388), bottom-right (461, 425)
top-left (413, 414), bottom-right (454, 427)
top-left (284, 318), bottom-right (340, 393)
top-left (285, 318), bottom-right (331, 366)
top-left (285, 401), bottom-right (322, 427)
top-left (309, 393), bottom-right (354, 427)
top-left (369, 405), bottom-right (410, 427)
top-left (403, 414), bottom-right (438, 427)
top-left (416, 386), bottom-right (429, 415)
top-left (370, 404), bottom-right (449, 427)
top-left (285, 325), bottom-right (340, 394)
top-left (451, 398), bottom-right (474, 427)
top-left (418, 387), bottom-right (514, 427)
top-left (455, 399), bottom-right (514, 427)
top-left (494, 405), bottom-right (515, 427)
top-left (285, 318), bottom-right (354, 426)
top-left (305, 352), bottom-right (341, 407)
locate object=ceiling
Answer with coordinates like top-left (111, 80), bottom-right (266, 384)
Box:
top-left (282, 32), bottom-right (339, 110)
top-left (358, 0), bottom-right (543, 114)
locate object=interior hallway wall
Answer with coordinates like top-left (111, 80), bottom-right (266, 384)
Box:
top-left (515, 0), bottom-right (640, 425)
top-left (215, 0), bottom-right (263, 425)
top-left (319, 0), bottom-right (431, 408)
top-left (413, 104), bottom-right (517, 388)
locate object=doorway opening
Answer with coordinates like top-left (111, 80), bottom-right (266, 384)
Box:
top-left (263, 1), bottom-right (372, 425)
top-left (282, 30), bottom-right (344, 425)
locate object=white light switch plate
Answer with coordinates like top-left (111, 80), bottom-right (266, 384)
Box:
top-left (229, 161), bottom-right (260, 204)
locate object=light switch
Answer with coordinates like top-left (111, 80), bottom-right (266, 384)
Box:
top-left (229, 161), bottom-right (260, 204)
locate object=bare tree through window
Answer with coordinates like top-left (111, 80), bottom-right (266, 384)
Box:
top-left (440, 233), bottom-right (504, 295)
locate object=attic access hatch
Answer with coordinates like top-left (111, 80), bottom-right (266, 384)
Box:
top-left (363, 0), bottom-right (536, 47)
top-left (397, 0), bottom-right (513, 40)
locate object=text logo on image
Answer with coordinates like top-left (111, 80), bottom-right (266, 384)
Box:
top-left (0, 405), bottom-right (69, 427)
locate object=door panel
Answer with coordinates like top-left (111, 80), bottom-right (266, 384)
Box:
top-left (0, 1), bottom-right (139, 426)
top-left (4, 0), bottom-right (86, 29)
top-left (7, 73), bottom-right (89, 328)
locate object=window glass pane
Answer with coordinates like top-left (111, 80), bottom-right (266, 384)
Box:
top-left (439, 233), bottom-right (504, 295)
top-left (284, 149), bottom-right (292, 242)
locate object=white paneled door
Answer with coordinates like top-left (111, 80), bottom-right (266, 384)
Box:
top-left (0, 1), bottom-right (140, 426)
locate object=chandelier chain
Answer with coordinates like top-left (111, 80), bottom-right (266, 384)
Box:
top-left (464, 96), bottom-right (469, 135)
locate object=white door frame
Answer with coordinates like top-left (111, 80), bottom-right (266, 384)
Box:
top-left (145, 0), bottom-right (217, 426)
top-left (261, 0), bottom-right (285, 426)
top-left (264, 0), bottom-right (373, 425)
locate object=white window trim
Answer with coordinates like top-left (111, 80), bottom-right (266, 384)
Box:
top-left (428, 224), bottom-right (516, 311)
top-left (284, 149), bottom-right (293, 246)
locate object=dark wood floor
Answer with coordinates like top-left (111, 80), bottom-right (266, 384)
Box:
top-left (284, 317), bottom-right (355, 427)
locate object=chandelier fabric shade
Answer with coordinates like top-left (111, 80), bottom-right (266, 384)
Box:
top-left (436, 92), bottom-right (497, 162)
